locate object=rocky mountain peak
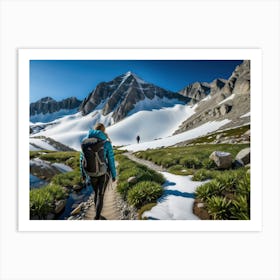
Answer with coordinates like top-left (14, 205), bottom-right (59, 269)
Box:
top-left (175, 60), bottom-right (251, 135)
top-left (79, 72), bottom-right (190, 123)
top-left (30, 96), bottom-right (82, 116)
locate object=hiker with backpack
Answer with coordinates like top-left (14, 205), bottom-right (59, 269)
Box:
top-left (80, 123), bottom-right (117, 220)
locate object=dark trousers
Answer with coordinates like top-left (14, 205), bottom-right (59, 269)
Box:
top-left (90, 173), bottom-right (110, 220)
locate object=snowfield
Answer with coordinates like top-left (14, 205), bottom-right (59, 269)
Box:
top-left (34, 104), bottom-right (196, 150)
top-left (29, 138), bottom-right (58, 151)
top-left (142, 172), bottom-right (207, 220)
top-left (31, 99), bottom-right (232, 152)
top-left (121, 119), bottom-right (231, 152)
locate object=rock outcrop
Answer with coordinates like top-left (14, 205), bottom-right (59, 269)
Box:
top-left (30, 96), bottom-right (82, 116)
top-left (79, 71), bottom-right (190, 123)
top-left (175, 60), bottom-right (250, 134)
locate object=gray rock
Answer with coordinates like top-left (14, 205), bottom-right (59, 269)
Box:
top-left (233, 159), bottom-right (245, 168)
top-left (55, 199), bottom-right (67, 214)
top-left (220, 103), bottom-right (231, 115)
top-left (235, 148), bottom-right (250, 165)
top-left (127, 176), bottom-right (137, 184)
top-left (73, 184), bottom-right (83, 191)
top-left (210, 151), bottom-right (232, 169)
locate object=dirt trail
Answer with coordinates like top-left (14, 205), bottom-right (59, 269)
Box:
top-left (123, 152), bottom-right (167, 172)
top-left (84, 180), bottom-right (121, 220)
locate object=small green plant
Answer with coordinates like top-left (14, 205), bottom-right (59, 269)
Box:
top-left (179, 157), bottom-right (202, 169)
top-left (52, 170), bottom-right (81, 187)
top-left (127, 181), bottom-right (163, 209)
top-left (195, 180), bottom-right (223, 201)
top-left (202, 158), bottom-right (216, 169)
top-left (230, 195), bottom-right (250, 220)
top-left (30, 183), bottom-right (67, 219)
top-left (117, 181), bottom-right (132, 200)
top-left (206, 196), bottom-right (232, 220)
top-left (192, 169), bottom-right (216, 181)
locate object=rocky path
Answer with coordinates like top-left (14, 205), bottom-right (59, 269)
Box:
top-left (123, 152), bottom-right (167, 172)
top-left (84, 180), bottom-right (121, 220)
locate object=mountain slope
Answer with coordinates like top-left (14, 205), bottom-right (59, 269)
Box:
top-left (30, 97), bottom-right (82, 123)
top-left (34, 104), bottom-right (195, 150)
top-left (79, 71), bottom-right (190, 123)
top-left (175, 60), bottom-right (250, 134)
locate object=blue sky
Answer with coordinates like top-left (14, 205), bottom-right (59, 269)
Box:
top-left (30, 60), bottom-right (243, 103)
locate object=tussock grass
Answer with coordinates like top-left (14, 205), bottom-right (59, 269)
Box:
top-left (30, 183), bottom-right (67, 219)
top-left (115, 154), bottom-right (165, 214)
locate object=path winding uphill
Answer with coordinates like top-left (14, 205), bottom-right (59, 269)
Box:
top-left (124, 152), bottom-right (205, 220)
top-left (84, 181), bottom-right (121, 220)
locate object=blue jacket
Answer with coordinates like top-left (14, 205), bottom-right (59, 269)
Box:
top-left (80, 129), bottom-right (117, 179)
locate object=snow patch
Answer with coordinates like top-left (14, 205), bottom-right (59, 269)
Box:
top-left (142, 172), bottom-right (206, 220)
top-left (30, 108), bottom-right (79, 123)
top-left (218, 93), bottom-right (235, 105)
top-left (121, 119), bottom-right (231, 152)
top-left (240, 112), bottom-right (250, 118)
top-left (127, 96), bottom-right (185, 116)
top-left (29, 138), bottom-right (58, 151)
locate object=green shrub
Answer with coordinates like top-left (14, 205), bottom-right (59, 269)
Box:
top-left (168, 165), bottom-right (193, 175)
top-left (202, 158), bottom-right (216, 169)
top-left (230, 195), bottom-right (250, 220)
top-left (206, 196), bottom-right (232, 220)
top-left (117, 181), bottom-right (133, 199)
top-left (236, 172), bottom-right (250, 196)
top-left (192, 169), bottom-right (216, 181)
top-left (127, 181), bottom-right (163, 209)
top-left (30, 183), bottom-right (67, 219)
top-left (179, 157), bottom-right (202, 169)
top-left (52, 170), bottom-right (80, 187)
top-left (195, 180), bottom-right (223, 201)
top-left (138, 203), bottom-right (157, 220)
top-left (30, 189), bottom-right (53, 218)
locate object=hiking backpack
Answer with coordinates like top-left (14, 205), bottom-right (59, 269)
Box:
top-left (81, 138), bottom-right (107, 177)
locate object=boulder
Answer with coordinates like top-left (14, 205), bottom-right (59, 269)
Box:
top-left (55, 199), bottom-right (67, 214)
top-left (235, 148), bottom-right (250, 165)
top-left (127, 176), bottom-right (137, 184)
top-left (209, 151), bottom-right (232, 169)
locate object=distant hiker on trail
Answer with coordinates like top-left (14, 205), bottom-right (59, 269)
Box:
top-left (80, 123), bottom-right (117, 220)
top-left (136, 135), bottom-right (140, 144)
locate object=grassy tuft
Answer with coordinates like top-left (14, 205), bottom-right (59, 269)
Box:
top-left (127, 181), bottom-right (163, 209)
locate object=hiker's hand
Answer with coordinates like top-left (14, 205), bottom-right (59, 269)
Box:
top-left (81, 176), bottom-right (86, 182)
top-left (112, 177), bottom-right (116, 182)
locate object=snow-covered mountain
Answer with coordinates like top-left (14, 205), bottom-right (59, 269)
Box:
top-left (32, 104), bottom-right (196, 150)
top-left (30, 97), bottom-right (82, 123)
top-left (79, 71), bottom-right (190, 123)
top-left (30, 62), bottom-right (250, 152)
top-left (175, 60), bottom-right (250, 134)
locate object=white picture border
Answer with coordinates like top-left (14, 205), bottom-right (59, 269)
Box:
top-left (18, 48), bottom-right (262, 232)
